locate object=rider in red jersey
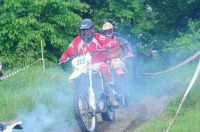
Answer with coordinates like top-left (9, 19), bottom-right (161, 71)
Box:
top-left (59, 19), bottom-right (119, 107)
top-left (102, 22), bottom-right (133, 59)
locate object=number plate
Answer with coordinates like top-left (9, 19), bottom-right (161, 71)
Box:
top-left (111, 58), bottom-right (121, 65)
top-left (72, 53), bottom-right (91, 70)
top-left (72, 56), bottom-right (87, 69)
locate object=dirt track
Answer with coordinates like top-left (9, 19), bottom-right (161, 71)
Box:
top-left (74, 85), bottom-right (178, 132)
top-left (97, 82), bottom-right (181, 132)
top-left (73, 81), bottom-right (181, 132)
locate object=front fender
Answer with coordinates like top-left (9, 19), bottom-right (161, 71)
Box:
top-left (115, 69), bottom-right (124, 74)
top-left (69, 68), bottom-right (87, 80)
top-left (69, 68), bottom-right (87, 89)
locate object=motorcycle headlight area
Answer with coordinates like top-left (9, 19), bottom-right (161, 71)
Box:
top-left (111, 58), bottom-right (124, 69)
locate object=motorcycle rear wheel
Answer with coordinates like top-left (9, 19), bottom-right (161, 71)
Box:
top-left (116, 74), bottom-right (129, 107)
top-left (101, 106), bottom-right (115, 121)
top-left (73, 88), bottom-right (97, 132)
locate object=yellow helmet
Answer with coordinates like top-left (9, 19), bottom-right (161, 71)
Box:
top-left (102, 22), bottom-right (113, 30)
top-left (102, 22), bottom-right (114, 38)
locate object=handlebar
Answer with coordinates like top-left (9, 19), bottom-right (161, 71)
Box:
top-left (122, 53), bottom-right (134, 60)
top-left (58, 58), bottom-right (70, 65)
top-left (58, 49), bottom-right (107, 65)
top-left (91, 48), bottom-right (107, 55)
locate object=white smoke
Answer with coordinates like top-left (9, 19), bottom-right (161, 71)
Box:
top-left (15, 71), bottom-right (77, 132)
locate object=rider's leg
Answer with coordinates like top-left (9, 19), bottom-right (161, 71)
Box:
top-left (105, 84), bottom-right (119, 107)
top-left (98, 63), bottom-right (118, 107)
top-left (91, 62), bottom-right (118, 106)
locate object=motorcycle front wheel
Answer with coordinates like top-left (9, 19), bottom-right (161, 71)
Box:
top-left (73, 88), bottom-right (97, 132)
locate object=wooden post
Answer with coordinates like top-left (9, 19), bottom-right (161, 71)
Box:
top-left (41, 39), bottom-right (45, 70)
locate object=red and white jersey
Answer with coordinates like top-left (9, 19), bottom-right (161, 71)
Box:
top-left (61, 33), bottom-right (118, 64)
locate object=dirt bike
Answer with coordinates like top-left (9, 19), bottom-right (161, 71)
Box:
top-left (0, 120), bottom-right (22, 132)
top-left (108, 53), bottom-right (134, 108)
top-left (59, 50), bottom-right (115, 132)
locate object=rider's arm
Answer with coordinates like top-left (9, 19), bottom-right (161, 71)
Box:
top-left (117, 37), bottom-right (132, 53)
top-left (60, 37), bottom-right (80, 59)
top-left (96, 33), bottom-right (118, 48)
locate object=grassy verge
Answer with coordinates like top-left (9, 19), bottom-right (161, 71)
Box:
top-left (0, 63), bottom-right (75, 131)
top-left (134, 61), bottom-right (200, 132)
top-left (1, 58), bottom-right (199, 131)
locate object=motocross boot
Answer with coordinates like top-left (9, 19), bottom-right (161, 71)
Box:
top-left (106, 85), bottom-right (119, 107)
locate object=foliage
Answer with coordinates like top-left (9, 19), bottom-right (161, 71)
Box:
top-left (162, 20), bottom-right (200, 65)
top-left (0, 0), bottom-right (88, 67)
top-left (1, 0), bottom-right (200, 68)
top-left (0, 65), bottom-right (75, 130)
top-left (144, 0), bottom-right (200, 52)
top-left (145, 0), bottom-right (200, 35)
top-left (79, 0), bottom-right (157, 58)
top-left (80, 0), bottom-right (200, 60)
top-left (81, 0), bottom-right (154, 36)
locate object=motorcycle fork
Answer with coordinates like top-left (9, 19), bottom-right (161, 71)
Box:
top-left (88, 69), bottom-right (96, 111)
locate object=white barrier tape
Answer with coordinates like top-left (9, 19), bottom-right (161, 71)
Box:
top-left (166, 60), bottom-right (200, 132)
top-left (50, 74), bottom-right (56, 80)
top-left (141, 51), bottom-right (200, 75)
top-left (0, 58), bottom-right (43, 81)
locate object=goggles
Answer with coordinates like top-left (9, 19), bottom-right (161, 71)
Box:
top-left (103, 29), bottom-right (113, 35)
top-left (79, 28), bottom-right (93, 36)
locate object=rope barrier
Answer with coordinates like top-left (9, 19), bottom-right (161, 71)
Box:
top-left (0, 58), bottom-right (43, 81)
top-left (138, 51), bottom-right (200, 131)
top-left (166, 61), bottom-right (200, 132)
top-left (140, 51), bottom-right (200, 75)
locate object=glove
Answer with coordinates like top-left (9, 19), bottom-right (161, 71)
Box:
top-left (128, 52), bottom-right (133, 56)
top-left (59, 57), bottom-right (66, 63)
top-left (100, 44), bottom-right (111, 50)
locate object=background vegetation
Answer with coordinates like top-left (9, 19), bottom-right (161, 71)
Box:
top-left (0, 64), bottom-right (76, 131)
top-left (0, 0), bottom-right (200, 67)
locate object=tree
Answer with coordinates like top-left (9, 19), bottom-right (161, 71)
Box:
top-left (145, 0), bottom-right (200, 50)
top-left (0, 0), bottom-right (89, 67)
top-left (80, 0), bottom-right (156, 57)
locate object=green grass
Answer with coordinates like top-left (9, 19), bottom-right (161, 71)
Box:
top-left (1, 59), bottom-right (199, 131)
top-left (134, 61), bottom-right (200, 132)
top-left (135, 87), bottom-right (200, 132)
top-left (0, 63), bottom-right (74, 122)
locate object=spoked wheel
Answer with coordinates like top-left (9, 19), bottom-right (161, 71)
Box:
top-left (101, 105), bottom-right (115, 121)
top-left (73, 89), bottom-right (97, 132)
top-left (120, 92), bottom-right (129, 107)
top-left (116, 74), bottom-right (129, 107)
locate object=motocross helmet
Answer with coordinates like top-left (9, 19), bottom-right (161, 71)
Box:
top-left (102, 22), bottom-right (114, 38)
top-left (78, 19), bottom-right (95, 43)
